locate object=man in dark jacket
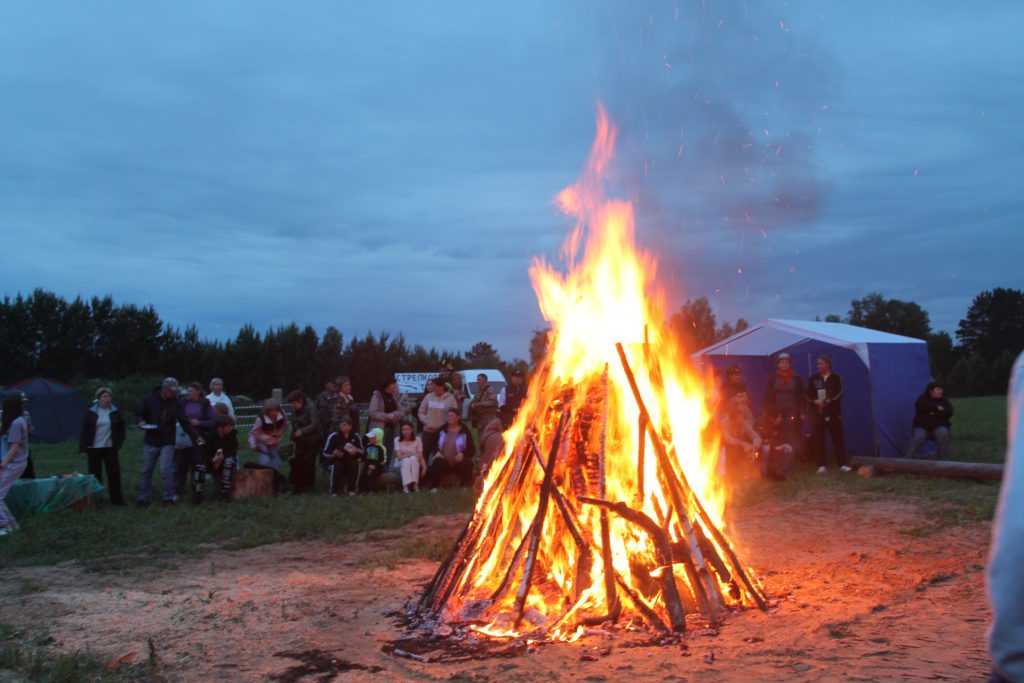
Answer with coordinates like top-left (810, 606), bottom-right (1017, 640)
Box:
top-left (136, 378), bottom-right (201, 506)
top-left (78, 387), bottom-right (127, 505)
top-left (314, 377), bottom-right (341, 439)
top-left (806, 355), bottom-right (848, 473)
top-left (500, 369), bottom-right (527, 427)
top-left (288, 390), bottom-right (322, 493)
top-left (905, 382), bottom-right (954, 459)
top-left (205, 415), bottom-right (239, 498)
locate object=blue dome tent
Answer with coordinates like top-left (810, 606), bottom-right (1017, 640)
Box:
top-left (692, 319), bottom-right (931, 457)
top-left (1, 377), bottom-right (87, 443)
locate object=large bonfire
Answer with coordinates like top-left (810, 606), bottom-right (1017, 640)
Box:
top-left (419, 107), bottom-right (766, 641)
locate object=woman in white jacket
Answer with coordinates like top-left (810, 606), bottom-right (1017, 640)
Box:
top-left (393, 421), bottom-right (425, 493)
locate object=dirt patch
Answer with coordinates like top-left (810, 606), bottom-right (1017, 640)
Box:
top-left (0, 491), bottom-right (992, 681)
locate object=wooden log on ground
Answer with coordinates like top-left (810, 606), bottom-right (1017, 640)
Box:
top-left (850, 456), bottom-right (1003, 481)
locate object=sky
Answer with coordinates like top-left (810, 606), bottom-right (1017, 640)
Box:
top-left (0, 1), bottom-right (1020, 359)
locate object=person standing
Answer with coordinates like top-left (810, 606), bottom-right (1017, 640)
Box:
top-left (763, 352), bottom-right (806, 453)
top-left (137, 378), bottom-right (201, 506)
top-left (500, 369), bottom-right (527, 427)
top-left (330, 377), bottom-right (361, 434)
top-left (905, 382), bottom-right (954, 459)
top-left (368, 378), bottom-right (405, 456)
top-left (394, 421), bottom-right (426, 493)
top-left (806, 355), bottom-right (849, 473)
top-left (425, 409), bottom-right (477, 490)
top-left (468, 374), bottom-right (499, 432)
top-left (176, 382), bottom-right (216, 503)
top-left (418, 378), bottom-right (457, 461)
top-left (206, 378), bottom-right (235, 418)
top-left (449, 372), bottom-right (469, 416)
top-left (315, 377), bottom-right (341, 440)
top-left (0, 394), bottom-right (31, 534)
top-left (287, 391), bottom-right (322, 493)
top-left (78, 387), bottom-right (127, 505)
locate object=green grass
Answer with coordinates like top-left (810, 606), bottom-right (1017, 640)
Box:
top-left (949, 396), bottom-right (1007, 463)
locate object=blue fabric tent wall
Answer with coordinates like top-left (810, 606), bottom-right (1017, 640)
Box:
top-left (693, 320), bottom-right (931, 457)
top-left (3, 378), bottom-right (87, 443)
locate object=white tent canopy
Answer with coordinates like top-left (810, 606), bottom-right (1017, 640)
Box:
top-left (696, 319), bottom-right (927, 369)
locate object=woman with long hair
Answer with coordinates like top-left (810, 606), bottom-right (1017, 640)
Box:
top-left (0, 394), bottom-right (31, 534)
top-left (393, 420), bottom-right (425, 493)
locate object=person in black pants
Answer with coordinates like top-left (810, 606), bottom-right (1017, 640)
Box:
top-left (424, 409), bottom-right (476, 491)
top-left (78, 387), bottom-right (127, 505)
top-left (806, 354), bottom-right (848, 473)
top-left (204, 415), bottom-right (239, 499)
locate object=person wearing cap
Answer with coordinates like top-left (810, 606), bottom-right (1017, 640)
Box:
top-left (136, 378), bottom-right (202, 506)
top-left (763, 352), bottom-right (807, 456)
top-left (500, 369), bottom-right (527, 427)
top-left (206, 378), bottom-right (235, 419)
top-left (78, 387), bottom-right (127, 505)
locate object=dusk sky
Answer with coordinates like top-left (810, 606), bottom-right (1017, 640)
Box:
top-left (1, 2), bottom-right (1020, 359)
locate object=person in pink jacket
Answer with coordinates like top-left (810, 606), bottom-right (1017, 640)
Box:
top-left (247, 399), bottom-right (287, 471)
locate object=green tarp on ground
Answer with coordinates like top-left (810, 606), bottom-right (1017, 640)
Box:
top-left (7, 475), bottom-right (104, 521)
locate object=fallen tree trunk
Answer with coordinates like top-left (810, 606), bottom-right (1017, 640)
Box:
top-left (850, 456), bottom-right (1003, 482)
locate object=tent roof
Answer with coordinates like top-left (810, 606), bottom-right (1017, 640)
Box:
top-left (694, 319), bottom-right (926, 367)
top-left (6, 377), bottom-right (76, 394)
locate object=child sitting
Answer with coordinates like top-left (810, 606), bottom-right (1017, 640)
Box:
top-left (360, 427), bottom-right (388, 493)
top-left (206, 415), bottom-right (239, 498)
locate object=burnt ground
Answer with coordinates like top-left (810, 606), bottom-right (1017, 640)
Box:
top-left (0, 489), bottom-right (991, 681)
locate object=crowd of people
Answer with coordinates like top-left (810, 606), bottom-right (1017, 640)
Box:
top-left (716, 352), bottom-right (955, 481)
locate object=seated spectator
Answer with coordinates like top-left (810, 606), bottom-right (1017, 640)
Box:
top-left (906, 382), bottom-right (954, 459)
top-left (476, 417), bottom-right (504, 492)
top-left (394, 421), bottom-right (426, 493)
top-left (322, 416), bottom-right (363, 497)
top-left (248, 399), bottom-right (287, 471)
top-left (205, 415), bottom-right (239, 498)
top-left (287, 390), bottom-right (322, 494)
top-left (418, 378), bottom-right (457, 460)
top-left (754, 408), bottom-right (796, 481)
top-left (720, 365), bottom-right (748, 405)
top-left (425, 409), bottom-right (476, 491)
top-left (331, 377), bottom-right (360, 434)
top-left (206, 378), bottom-right (235, 418)
top-left (360, 427), bottom-right (389, 493)
top-left (721, 393), bottom-right (762, 478)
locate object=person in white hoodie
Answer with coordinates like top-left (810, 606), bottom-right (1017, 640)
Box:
top-left (989, 351), bottom-right (1024, 682)
top-left (417, 378), bottom-right (457, 462)
top-left (206, 378), bottom-right (235, 418)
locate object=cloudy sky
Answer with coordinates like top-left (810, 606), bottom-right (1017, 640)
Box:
top-left (1, 1), bottom-right (1020, 359)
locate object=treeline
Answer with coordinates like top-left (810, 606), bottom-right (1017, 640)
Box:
top-left (0, 290), bottom-right (528, 401)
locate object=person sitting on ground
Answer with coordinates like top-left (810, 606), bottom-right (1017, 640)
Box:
top-left (360, 427), bottom-right (388, 493)
top-left (394, 421), bottom-right (426, 493)
top-left (476, 417), bottom-right (505, 491)
top-left (205, 415), bottom-right (239, 499)
top-left (468, 373), bottom-right (500, 431)
top-left (368, 377), bottom-right (405, 456)
top-left (330, 376), bottom-right (360, 434)
top-left (806, 354), bottom-right (849, 473)
top-left (754, 408), bottom-right (796, 481)
top-left (315, 377), bottom-right (341, 440)
top-left (721, 393), bottom-right (763, 478)
top-left (206, 378), bottom-right (235, 418)
top-left (137, 378), bottom-right (201, 507)
top-left (905, 382), bottom-right (954, 460)
top-left (247, 399), bottom-right (287, 471)
top-left (425, 409), bottom-right (477, 491)
top-left (287, 390), bottom-right (322, 494)
top-left (322, 417), bottom-right (363, 496)
top-left (418, 378), bottom-right (457, 462)
top-left (78, 387), bottom-right (127, 506)
top-left (0, 394), bottom-right (32, 535)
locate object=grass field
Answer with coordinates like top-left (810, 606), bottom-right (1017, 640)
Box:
top-left (0, 396), bottom-right (1006, 571)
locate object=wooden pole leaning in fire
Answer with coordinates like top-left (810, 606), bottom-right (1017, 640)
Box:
top-left (614, 342), bottom-right (768, 612)
top-left (596, 367), bottom-right (621, 621)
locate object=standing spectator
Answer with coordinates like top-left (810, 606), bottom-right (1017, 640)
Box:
top-left (206, 378), bottom-right (235, 418)
top-left (754, 408), bottom-right (796, 481)
top-left (205, 415), bottom-right (239, 499)
top-left (449, 372), bottom-right (469, 415)
top-left (807, 355), bottom-right (849, 473)
top-left (0, 394), bottom-right (31, 534)
top-left (763, 353), bottom-right (806, 454)
top-left (500, 369), bottom-right (527, 427)
top-left (477, 417), bottom-right (505, 479)
top-left (905, 382), bottom-right (954, 459)
top-left (78, 387), bottom-right (127, 505)
top-left (16, 394), bottom-right (35, 480)
top-left (360, 427), bottom-right (388, 493)
top-left (330, 376), bottom-right (360, 434)
top-left (315, 377), bottom-right (341, 439)
top-left (247, 399), bottom-right (287, 471)
top-left (369, 378), bottom-right (405, 455)
top-left (425, 409), bottom-right (476, 491)
top-left (287, 390), bottom-right (322, 493)
top-left (322, 417), bottom-right (363, 496)
top-left (394, 421), bottom-right (425, 493)
top-left (720, 366), bottom-right (748, 405)
top-left (418, 378), bottom-right (457, 461)
top-left (175, 382), bottom-right (216, 503)
top-left (468, 373), bottom-right (499, 432)
top-left (136, 378), bottom-right (200, 507)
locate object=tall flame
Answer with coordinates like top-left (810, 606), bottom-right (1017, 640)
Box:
top-left (427, 106), bottom-right (760, 640)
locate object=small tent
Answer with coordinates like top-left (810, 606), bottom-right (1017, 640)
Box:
top-left (692, 320), bottom-right (931, 457)
top-left (1, 378), bottom-right (87, 443)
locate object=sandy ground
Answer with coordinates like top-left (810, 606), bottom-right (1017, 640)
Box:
top-left (0, 489), bottom-right (991, 681)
